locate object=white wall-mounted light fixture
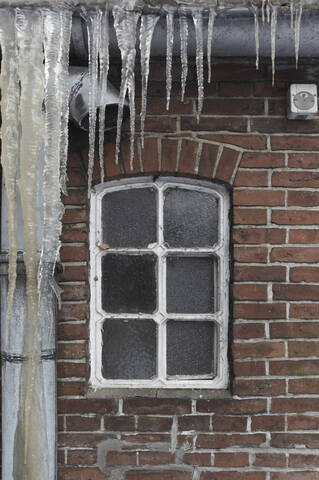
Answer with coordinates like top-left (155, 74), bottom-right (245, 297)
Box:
top-left (287, 83), bottom-right (318, 120)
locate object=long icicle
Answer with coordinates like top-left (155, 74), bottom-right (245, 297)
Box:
top-left (166, 9), bottom-right (174, 110)
top-left (251, 2), bottom-right (260, 70)
top-left (86, 9), bottom-right (101, 194)
top-left (0, 10), bottom-right (19, 347)
top-left (140, 13), bottom-right (159, 148)
top-left (113, 5), bottom-right (140, 169)
top-left (207, 8), bottom-right (216, 84)
top-left (192, 8), bottom-right (204, 122)
top-left (290, 0), bottom-right (294, 28)
top-left (270, 4), bottom-right (278, 86)
top-left (98, 9), bottom-right (109, 182)
top-left (294, 0), bottom-right (303, 69)
top-left (179, 7), bottom-right (189, 102)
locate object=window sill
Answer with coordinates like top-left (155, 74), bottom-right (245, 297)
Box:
top-left (87, 386), bottom-right (232, 399)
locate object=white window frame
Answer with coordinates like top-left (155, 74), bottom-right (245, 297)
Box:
top-left (90, 177), bottom-right (230, 390)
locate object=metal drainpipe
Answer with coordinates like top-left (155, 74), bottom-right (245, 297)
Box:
top-left (1, 161), bottom-right (57, 479)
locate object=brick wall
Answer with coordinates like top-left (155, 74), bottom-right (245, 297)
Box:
top-left (58, 58), bottom-right (319, 479)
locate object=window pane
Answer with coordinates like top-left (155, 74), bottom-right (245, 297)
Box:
top-left (102, 319), bottom-right (157, 379)
top-left (166, 256), bottom-right (216, 313)
top-left (164, 187), bottom-right (219, 247)
top-left (167, 321), bottom-right (215, 376)
top-left (102, 254), bottom-right (157, 313)
top-left (101, 188), bottom-right (156, 248)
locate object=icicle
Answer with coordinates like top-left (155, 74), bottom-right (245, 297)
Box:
top-left (98, 9), bottom-right (109, 182)
top-left (251, 2), bottom-right (260, 70)
top-left (179, 7), bottom-right (189, 102)
top-left (140, 14), bottom-right (159, 148)
top-left (207, 8), bottom-right (216, 84)
top-left (192, 8), bottom-right (204, 122)
top-left (270, 4), bottom-right (278, 86)
top-left (290, 0), bottom-right (294, 28)
top-left (294, 1), bottom-right (303, 69)
top-left (0, 10), bottom-right (19, 346)
top-left (113, 5), bottom-right (140, 169)
top-left (166, 9), bottom-right (174, 111)
top-left (261, 0), bottom-right (266, 24)
top-left (266, 1), bottom-right (271, 24)
top-left (86, 9), bottom-right (101, 194)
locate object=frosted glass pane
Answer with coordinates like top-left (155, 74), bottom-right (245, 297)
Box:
top-left (164, 187), bottom-right (218, 247)
top-left (166, 256), bottom-right (216, 313)
top-left (102, 319), bottom-right (157, 379)
top-left (102, 254), bottom-right (157, 313)
top-left (167, 321), bottom-right (215, 376)
top-left (101, 188), bottom-right (156, 248)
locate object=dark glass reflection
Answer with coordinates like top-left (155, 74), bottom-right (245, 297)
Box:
top-left (166, 256), bottom-right (216, 313)
top-left (164, 187), bottom-right (219, 247)
top-left (102, 319), bottom-right (157, 379)
top-left (167, 321), bottom-right (215, 376)
top-left (102, 254), bottom-right (157, 313)
top-left (102, 188), bottom-right (156, 248)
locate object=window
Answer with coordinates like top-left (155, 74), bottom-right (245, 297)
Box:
top-left (90, 177), bottom-right (230, 391)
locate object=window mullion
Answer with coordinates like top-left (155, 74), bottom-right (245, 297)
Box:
top-left (157, 186), bottom-right (166, 383)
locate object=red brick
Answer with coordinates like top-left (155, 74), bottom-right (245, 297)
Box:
top-left (233, 360), bottom-right (266, 376)
top-left (290, 303), bottom-right (319, 318)
top-left (233, 341), bottom-right (285, 359)
top-left (271, 433), bottom-right (319, 449)
top-left (103, 143), bottom-right (122, 178)
top-left (178, 139), bottom-right (197, 174)
top-left (62, 189), bottom-right (87, 206)
top-left (233, 208), bottom-right (267, 225)
top-left (214, 452), bottom-right (249, 468)
top-left (273, 284), bottom-right (319, 301)
top-left (203, 98), bottom-right (264, 115)
top-left (219, 82), bottom-right (251, 97)
top-left (251, 415), bottom-right (285, 431)
top-left (62, 209), bottom-right (88, 224)
top-left (137, 416), bottom-right (172, 432)
top-left (198, 143), bottom-right (219, 178)
top-left (57, 399), bottom-right (117, 414)
top-left (234, 246), bottom-right (268, 263)
top-left (58, 304), bottom-right (88, 322)
top-left (241, 152), bottom-right (285, 168)
top-left (289, 378), bottom-right (319, 394)
top-left (215, 147), bottom-right (239, 183)
top-left (234, 379), bottom-right (285, 396)
top-left (252, 117), bottom-right (319, 134)
top-left (234, 170), bottom-right (268, 187)
top-left (141, 116), bottom-right (177, 133)
top-left (161, 139), bottom-right (177, 172)
top-left (58, 381), bottom-right (85, 396)
top-left (288, 341), bottom-right (319, 357)
top-left (270, 247), bottom-right (319, 263)
top-left (60, 246), bottom-right (87, 262)
top-left (254, 453), bottom-right (286, 468)
top-left (142, 98), bottom-right (192, 115)
top-left (273, 171), bottom-right (319, 187)
top-left (290, 454), bottom-right (319, 467)
top-left (67, 449), bottom-right (96, 466)
top-left (58, 362), bottom-right (86, 378)
top-left (57, 342), bottom-right (87, 360)
top-left (289, 153), bottom-right (319, 169)
top-left (268, 474), bottom-right (317, 480)
top-left (125, 470), bottom-right (191, 480)
top-left (59, 266), bottom-right (87, 282)
top-left (233, 284), bottom-right (267, 300)
top-left (271, 322), bottom-right (319, 339)
top-left (181, 116), bottom-right (247, 132)
top-left (58, 432), bottom-right (112, 448)
top-left (213, 415), bottom-right (247, 432)
top-left (271, 135), bottom-right (319, 151)
top-left (290, 229), bottom-right (319, 244)
top-left (141, 138), bottom-right (159, 173)
top-left (60, 223), bottom-right (88, 243)
top-left (123, 399), bottom-right (191, 415)
top-left (139, 452), bottom-right (174, 465)
top-left (234, 323), bottom-right (265, 339)
top-left (178, 415), bottom-right (210, 431)
top-left (66, 416), bottom-right (100, 432)
top-left (122, 434), bottom-right (170, 449)
top-left (288, 190), bottom-right (319, 207)
top-left (196, 398), bottom-right (267, 414)
top-left (66, 170), bottom-right (86, 188)
top-left (234, 190), bottom-right (285, 207)
top-left (58, 323), bottom-right (88, 341)
top-left (61, 285), bottom-right (88, 302)
top-left (272, 210), bottom-right (319, 225)
top-left (107, 451), bottom-right (137, 466)
top-left (234, 303), bottom-right (286, 319)
top-left (254, 82), bottom-right (286, 97)
top-left (288, 415), bottom-right (319, 431)
top-left (234, 266), bottom-right (286, 282)
top-left (202, 473), bottom-right (265, 480)
top-left (213, 63), bottom-right (266, 82)
top-left (199, 134), bottom-right (267, 150)
top-left (183, 452), bottom-right (211, 466)
top-left (58, 466), bottom-right (106, 480)
top-left (272, 397), bottom-right (319, 413)
top-left (104, 416), bottom-right (136, 431)
top-left (197, 433), bottom-right (266, 449)
top-left (290, 267), bottom-right (319, 282)
top-left (269, 359), bottom-right (319, 376)
top-left (233, 228), bottom-right (286, 244)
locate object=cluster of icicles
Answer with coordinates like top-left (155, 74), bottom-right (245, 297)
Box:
top-left (0, 0), bottom-right (304, 477)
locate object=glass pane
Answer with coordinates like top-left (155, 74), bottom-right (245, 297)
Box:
top-left (164, 187), bottom-right (219, 247)
top-left (167, 321), bottom-right (215, 376)
top-left (102, 254), bottom-right (157, 313)
top-left (166, 256), bottom-right (216, 313)
top-left (102, 319), bottom-right (157, 379)
top-left (101, 188), bottom-right (156, 248)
